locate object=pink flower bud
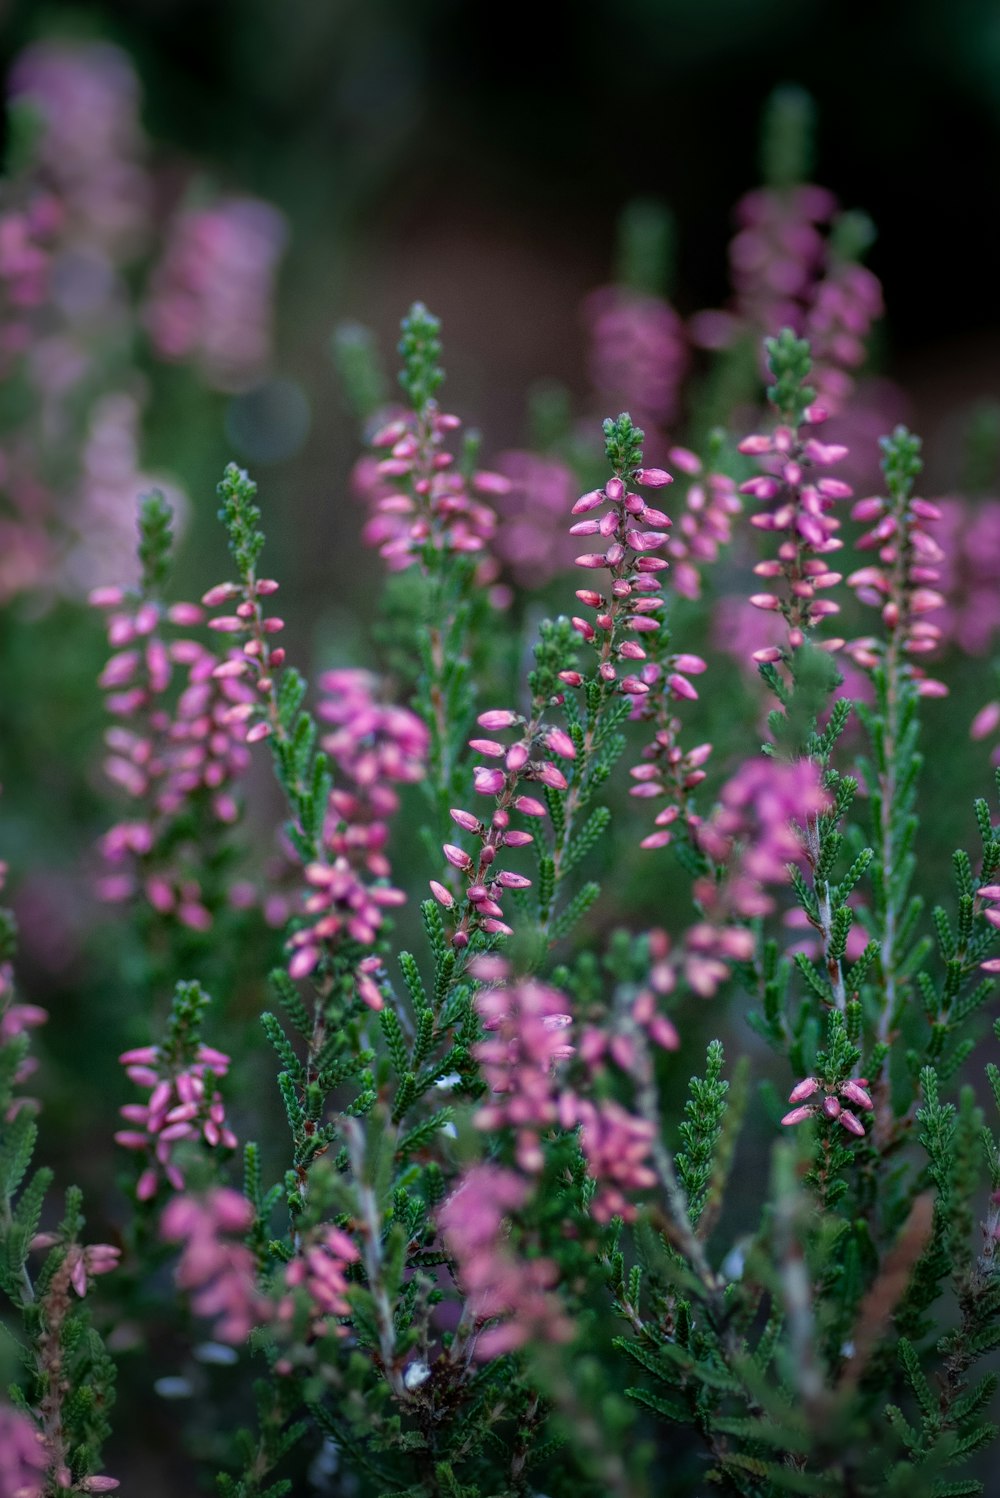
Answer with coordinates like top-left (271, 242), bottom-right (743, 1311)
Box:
top-left (634, 467), bottom-right (672, 487)
top-left (443, 844), bottom-right (473, 871)
top-left (839, 1080), bottom-right (873, 1110)
top-left (513, 795), bottom-right (546, 816)
top-left (450, 808), bottom-right (482, 832)
top-left (477, 710), bottom-right (520, 729)
top-left (780, 1105), bottom-right (816, 1127)
top-left (473, 767), bottom-right (507, 796)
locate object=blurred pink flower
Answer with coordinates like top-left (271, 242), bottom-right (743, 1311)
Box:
top-left (144, 197), bottom-right (287, 391)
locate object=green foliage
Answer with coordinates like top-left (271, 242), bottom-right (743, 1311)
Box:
top-left (137, 489), bottom-right (174, 596)
top-left (602, 411), bottom-right (645, 477)
top-left (332, 320), bottom-right (390, 421)
top-left (760, 83), bottom-right (815, 187)
top-left (217, 462), bottom-right (265, 578)
top-left (765, 327), bottom-right (816, 426)
top-left (397, 302), bottom-right (444, 412)
top-left (615, 197), bottom-right (676, 298)
top-left (676, 1040), bottom-right (729, 1230)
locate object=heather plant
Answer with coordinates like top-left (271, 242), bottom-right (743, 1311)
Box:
top-left (7, 66), bottom-right (1000, 1498)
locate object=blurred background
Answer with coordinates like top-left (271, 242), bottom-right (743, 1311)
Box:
top-left (4, 0), bottom-right (1000, 1488)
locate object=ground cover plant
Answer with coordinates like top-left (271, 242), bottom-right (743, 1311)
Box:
top-left (4, 49), bottom-right (1000, 1498)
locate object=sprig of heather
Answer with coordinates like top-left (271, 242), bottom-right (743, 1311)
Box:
top-left (845, 429), bottom-right (940, 1052)
top-left (1, 840), bottom-right (120, 1494)
top-left (351, 304), bottom-right (510, 840)
top-left (735, 333), bottom-right (873, 1038)
top-left (114, 980), bottom-right (238, 1203)
top-left (740, 328), bottom-right (850, 662)
top-left (92, 492), bottom-right (253, 937)
top-left (430, 416), bottom-right (679, 957)
top-left (209, 463), bottom-right (408, 979)
top-left (664, 440), bottom-right (742, 602)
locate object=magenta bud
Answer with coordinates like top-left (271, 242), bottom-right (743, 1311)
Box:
top-left (513, 795), bottom-right (546, 816)
top-left (781, 1106), bottom-right (816, 1127)
top-left (788, 1077), bottom-right (821, 1104)
top-left (443, 844), bottom-right (473, 871)
top-left (477, 709), bottom-right (520, 729)
top-left (546, 728), bottom-right (576, 759)
top-left (450, 808), bottom-right (482, 833)
top-left (571, 489), bottom-right (605, 514)
top-left (634, 467), bottom-right (672, 487)
top-left (838, 1109), bottom-right (866, 1137)
top-left (473, 767), bottom-right (507, 795)
top-left (839, 1080), bottom-right (873, 1110)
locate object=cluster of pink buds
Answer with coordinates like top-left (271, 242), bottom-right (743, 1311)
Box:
top-left (697, 756), bottom-right (831, 909)
top-left (664, 447), bottom-right (742, 601)
top-left (432, 709), bottom-right (576, 945)
top-left (728, 184), bottom-right (837, 343)
top-left (160, 1188), bottom-right (268, 1344)
top-left (7, 39), bottom-right (150, 259)
top-left (490, 449), bottom-right (578, 588)
top-left (0, 1404), bottom-right (47, 1498)
top-left (567, 1098), bottom-right (658, 1223)
top-left (739, 420), bottom-right (850, 655)
top-left (199, 572), bottom-right (285, 745)
top-left (437, 1165), bottom-right (572, 1360)
top-left (575, 947), bottom-right (680, 1074)
top-left (277, 1223), bottom-right (359, 1341)
top-left (630, 757), bottom-right (828, 999)
top-left (202, 570), bottom-right (408, 976)
top-left (805, 260), bottom-right (884, 413)
top-left (632, 727), bottom-right (712, 853)
top-left (845, 490), bottom-right (948, 697)
top-left (781, 1074), bottom-right (874, 1137)
top-left (0, 193), bottom-right (58, 318)
top-left (582, 285), bottom-right (689, 443)
top-left (115, 1043), bottom-right (237, 1200)
top-left (30, 1235), bottom-right (121, 1298)
top-left (317, 668), bottom-right (429, 877)
top-left (691, 186), bottom-right (883, 416)
top-left (357, 406), bottom-right (506, 573)
top-left (143, 196), bottom-right (287, 392)
top-left (92, 585), bottom-right (254, 925)
top-left (973, 885), bottom-right (1000, 975)
top-left (933, 496), bottom-right (1000, 657)
top-left (628, 641), bottom-right (710, 852)
top-left (473, 978), bottom-right (574, 1174)
top-left (570, 464), bottom-right (673, 695)
top-left (289, 863), bottom-right (406, 979)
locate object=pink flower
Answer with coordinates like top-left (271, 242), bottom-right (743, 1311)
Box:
top-left (438, 1166), bottom-right (572, 1360)
top-left (473, 980), bottom-right (574, 1173)
top-left (115, 1042), bottom-right (237, 1196)
top-left (143, 197), bottom-right (287, 391)
top-left (583, 285), bottom-right (688, 444)
top-left (278, 1224), bottom-right (360, 1340)
top-left (161, 1189), bottom-right (268, 1344)
top-left (0, 1405), bottom-right (46, 1498)
top-left (780, 1075), bottom-right (874, 1136)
